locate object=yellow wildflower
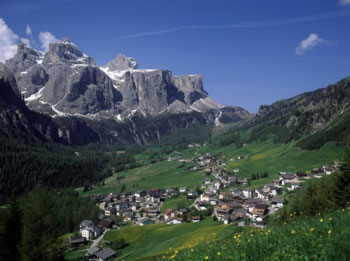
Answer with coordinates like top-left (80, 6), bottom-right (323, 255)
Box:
top-left (205, 257), bottom-right (209, 260)
top-left (310, 228), bottom-right (315, 232)
top-left (320, 219), bottom-right (324, 223)
top-left (291, 230), bottom-right (296, 234)
top-left (329, 217), bottom-right (333, 221)
top-left (217, 252), bottom-right (221, 256)
top-left (328, 230), bottom-right (332, 235)
top-left (191, 249), bottom-right (194, 252)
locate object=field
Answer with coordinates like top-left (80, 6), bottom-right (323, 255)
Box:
top-left (79, 140), bottom-right (343, 196)
top-left (81, 160), bottom-right (205, 196)
top-left (160, 196), bottom-right (194, 212)
top-left (159, 209), bottom-right (350, 260)
top-left (102, 218), bottom-right (238, 260)
top-left (178, 140), bottom-right (343, 186)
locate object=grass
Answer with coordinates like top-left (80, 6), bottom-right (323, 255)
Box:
top-left (155, 209), bottom-right (350, 260)
top-left (64, 241), bottom-right (93, 260)
top-left (79, 140), bottom-right (342, 197)
top-left (81, 161), bottom-right (205, 196)
top-left (102, 218), bottom-right (238, 260)
top-left (160, 196), bottom-right (193, 212)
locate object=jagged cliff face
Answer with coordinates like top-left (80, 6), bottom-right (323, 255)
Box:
top-left (3, 39), bottom-right (252, 144)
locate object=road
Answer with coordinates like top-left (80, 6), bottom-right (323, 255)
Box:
top-left (90, 229), bottom-right (110, 248)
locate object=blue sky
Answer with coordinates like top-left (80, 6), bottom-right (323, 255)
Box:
top-left (1, 0), bottom-right (350, 112)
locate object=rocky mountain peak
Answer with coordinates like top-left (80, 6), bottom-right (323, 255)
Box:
top-left (106, 54), bottom-right (138, 71)
top-left (43, 38), bottom-right (95, 66)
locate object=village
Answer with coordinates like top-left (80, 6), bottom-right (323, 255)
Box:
top-left (69, 144), bottom-right (340, 260)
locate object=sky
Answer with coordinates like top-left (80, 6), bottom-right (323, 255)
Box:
top-left (1, 0), bottom-right (350, 112)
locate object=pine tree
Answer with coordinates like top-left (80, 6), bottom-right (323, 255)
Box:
top-left (20, 185), bottom-right (63, 261)
top-left (336, 139), bottom-right (350, 207)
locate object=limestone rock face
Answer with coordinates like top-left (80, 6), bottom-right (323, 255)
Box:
top-left (105, 54), bottom-right (138, 71)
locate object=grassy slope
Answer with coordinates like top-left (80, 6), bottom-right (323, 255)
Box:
top-left (161, 209), bottom-right (350, 260)
top-left (102, 218), bottom-right (238, 261)
top-left (80, 140), bottom-right (342, 196)
top-left (81, 161), bottom-right (205, 196)
top-left (160, 196), bottom-right (193, 212)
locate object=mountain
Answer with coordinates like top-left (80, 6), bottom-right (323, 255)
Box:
top-left (231, 76), bottom-right (350, 149)
top-left (4, 39), bottom-right (252, 144)
top-left (0, 64), bottom-right (99, 145)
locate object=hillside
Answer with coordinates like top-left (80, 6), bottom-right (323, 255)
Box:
top-left (224, 76), bottom-right (350, 150)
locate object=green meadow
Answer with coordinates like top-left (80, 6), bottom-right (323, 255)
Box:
top-left (81, 160), bottom-right (205, 196)
top-left (158, 209), bottom-right (350, 260)
top-left (79, 140), bottom-right (342, 196)
top-left (102, 218), bottom-right (237, 260)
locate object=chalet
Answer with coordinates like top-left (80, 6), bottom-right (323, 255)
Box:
top-left (165, 217), bottom-right (183, 225)
top-left (242, 188), bottom-right (254, 199)
top-left (251, 204), bottom-right (268, 216)
top-left (192, 216), bottom-right (201, 222)
top-left (138, 218), bottom-right (155, 226)
top-left (198, 201), bottom-right (208, 211)
top-left (289, 182), bottom-right (300, 191)
top-left (68, 236), bottom-right (86, 249)
top-left (254, 189), bottom-right (269, 200)
top-left (130, 202), bottom-right (141, 212)
top-left (164, 209), bottom-right (175, 220)
top-left (166, 188), bottom-right (177, 197)
top-left (134, 190), bottom-right (146, 198)
top-left (209, 196), bottom-right (218, 206)
top-left (104, 207), bottom-right (116, 216)
top-left (296, 171), bottom-right (307, 178)
top-left (279, 173), bottom-right (295, 185)
top-left (238, 178), bottom-right (248, 186)
top-left (204, 177), bottom-right (212, 185)
top-left (214, 207), bottom-right (233, 221)
top-left (80, 220), bottom-right (101, 240)
top-left (94, 247), bottom-right (117, 261)
top-left (271, 198), bottom-right (284, 209)
top-left (187, 190), bottom-right (198, 199)
top-left (179, 187), bottom-right (187, 193)
top-left (99, 218), bottom-right (114, 230)
top-left (86, 246), bottom-right (102, 257)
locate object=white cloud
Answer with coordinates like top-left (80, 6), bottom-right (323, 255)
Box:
top-left (0, 18), bottom-right (19, 62)
top-left (26, 24), bottom-right (32, 35)
top-left (39, 31), bottom-right (57, 52)
top-left (295, 33), bottom-right (328, 55)
top-left (339, 0), bottom-right (350, 6)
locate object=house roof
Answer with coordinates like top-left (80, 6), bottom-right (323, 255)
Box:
top-left (95, 248), bottom-right (117, 260)
top-left (87, 246), bottom-right (101, 256)
top-left (164, 209), bottom-right (173, 215)
top-left (271, 197), bottom-right (284, 203)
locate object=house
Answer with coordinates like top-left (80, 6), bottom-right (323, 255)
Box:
top-left (242, 188), bottom-right (254, 199)
top-left (187, 190), bottom-right (198, 199)
top-left (68, 236), bottom-right (86, 249)
top-left (192, 216), bottom-right (201, 222)
top-left (296, 171), bottom-right (307, 178)
top-left (134, 190), bottom-right (146, 198)
top-left (214, 207), bottom-right (233, 221)
top-left (166, 188), bottom-right (178, 197)
top-left (94, 248), bottom-right (117, 261)
top-left (233, 168), bottom-right (239, 173)
top-left (204, 177), bottom-right (212, 185)
top-left (163, 209), bottom-right (175, 220)
top-left (179, 187), bottom-right (187, 193)
top-left (254, 189), bottom-right (269, 200)
top-left (86, 246), bottom-right (102, 257)
top-left (238, 178), bottom-right (248, 186)
top-left (289, 182), bottom-right (300, 191)
top-left (104, 207), bottom-right (116, 216)
top-left (80, 220), bottom-right (101, 240)
top-left (279, 173), bottom-right (295, 185)
top-left (251, 204), bottom-right (268, 216)
top-left (271, 198), bottom-right (284, 209)
top-left (138, 218), bottom-right (155, 226)
top-left (165, 217), bottom-right (183, 225)
top-left (99, 218), bottom-right (114, 230)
